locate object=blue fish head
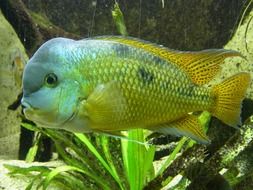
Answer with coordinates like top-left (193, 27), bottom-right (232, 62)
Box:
top-left (21, 38), bottom-right (89, 131)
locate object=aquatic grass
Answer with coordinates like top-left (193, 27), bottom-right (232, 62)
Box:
top-left (112, 1), bottom-right (128, 36)
top-left (121, 129), bottom-right (155, 190)
top-left (237, 0), bottom-right (253, 28)
top-left (157, 137), bottom-right (188, 176)
top-left (25, 132), bottom-right (41, 163)
top-left (8, 123), bottom-right (158, 190)
top-left (74, 133), bottom-right (124, 190)
top-left (45, 131), bottom-right (120, 189)
top-left (4, 163), bottom-right (94, 190)
top-left (100, 135), bottom-right (127, 188)
top-left (52, 143), bottom-right (109, 189)
top-left (15, 122), bottom-right (124, 189)
top-left (42, 165), bottom-right (95, 190)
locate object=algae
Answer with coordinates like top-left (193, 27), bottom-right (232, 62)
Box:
top-left (213, 10), bottom-right (253, 99)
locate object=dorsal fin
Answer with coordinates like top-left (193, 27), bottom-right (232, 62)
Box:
top-left (93, 36), bottom-right (243, 85)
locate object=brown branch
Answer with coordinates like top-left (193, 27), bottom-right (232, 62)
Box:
top-left (144, 145), bottom-right (207, 190)
top-left (0, 0), bottom-right (80, 56)
top-left (0, 0), bottom-right (42, 55)
top-left (145, 121), bottom-right (253, 189)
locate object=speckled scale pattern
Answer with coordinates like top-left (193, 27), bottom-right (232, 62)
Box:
top-left (72, 40), bottom-right (213, 129)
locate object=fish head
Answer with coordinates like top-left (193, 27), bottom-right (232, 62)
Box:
top-left (21, 38), bottom-right (90, 132)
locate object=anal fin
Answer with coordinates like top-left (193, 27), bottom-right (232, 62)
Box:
top-left (155, 115), bottom-right (210, 144)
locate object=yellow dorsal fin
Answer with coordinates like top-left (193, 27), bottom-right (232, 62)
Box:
top-left (94, 36), bottom-right (243, 85)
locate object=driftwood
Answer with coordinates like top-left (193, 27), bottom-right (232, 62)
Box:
top-left (144, 120), bottom-right (253, 190)
top-left (0, 0), bottom-right (80, 56)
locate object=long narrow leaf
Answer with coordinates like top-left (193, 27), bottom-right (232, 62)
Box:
top-left (74, 133), bottom-right (123, 189)
top-left (45, 129), bottom-right (100, 173)
top-left (157, 137), bottom-right (188, 176)
top-left (25, 132), bottom-right (41, 162)
top-left (101, 135), bottom-right (125, 190)
top-left (121, 129), bottom-right (155, 190)
top-left (21, 122), bottom-right (40, 132)
top-left (53, 141), bottom-right (110, 188)
top-left (112, 1), bottom-right (128, 36)
top-left (42, 165), bottom-right (110, 190)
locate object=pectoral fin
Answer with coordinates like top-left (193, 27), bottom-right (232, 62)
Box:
top-left (84, 82), bottom-right (127, 127)
top-left (155, 115), bottom-right (210, 144)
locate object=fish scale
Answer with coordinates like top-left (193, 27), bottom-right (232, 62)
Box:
top-left (74, 42), bottom-right (213, 129)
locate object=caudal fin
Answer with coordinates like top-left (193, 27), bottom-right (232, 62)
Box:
top-left (211, 72), bottom-right (251, 127)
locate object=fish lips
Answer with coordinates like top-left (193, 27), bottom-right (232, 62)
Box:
top-left (21, 98), bottom-right (35, 116)
top-left (21, 97), bottom-right (78, 128)
top-left (21, 98), bottom-right (41, 122)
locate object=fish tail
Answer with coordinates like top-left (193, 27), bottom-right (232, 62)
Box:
top-left (211, 72), bottom-right (251, 128)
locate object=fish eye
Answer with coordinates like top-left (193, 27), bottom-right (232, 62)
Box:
top-left (45, 73), bottom-right (58, 87)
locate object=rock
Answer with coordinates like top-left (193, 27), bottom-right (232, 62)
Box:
top-left (212, 10), bottom-right (253, 99)
top-left (0, 10), bottom-right (28, 159)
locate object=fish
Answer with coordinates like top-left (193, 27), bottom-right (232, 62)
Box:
top-left (21, 36), bottom-right (251, 144)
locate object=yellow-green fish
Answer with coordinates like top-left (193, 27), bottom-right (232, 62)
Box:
top-left (21, 36), bottom-right (251, 144)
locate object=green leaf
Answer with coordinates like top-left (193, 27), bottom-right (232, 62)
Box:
top-left (55, 173), bottom-right (91, 190)
top-left (49, 132), bottom-right (112, 187)
top-left (4, 164), bottom-right (50, 175)
top-left (74, 133), bottom-right (123, 189)
top-left (143, 145), bottom-right (156, 182)
top-left (112, 1), bottom-right (128, 36)
top-left (25, 132), bottom-right (41, 162)
top-left (121, 129), bottom-right (155, 190)
top-left (101, 135), bottom-right (125, 189)
top-left (21, 122), bottom-right (40, 132)
top-left (157, 137), bottom-right (188, 177)
top-left (25, 144), bottom-right (38, 163)
top-left (42, 165), bottom-right (110, 190)
top-left (45, 129), bottom-right (100, 172)
top-left (25, 172), bottom-right (46, 190)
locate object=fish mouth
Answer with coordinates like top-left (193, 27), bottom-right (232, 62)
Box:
top-left (21, 99), bottom-right (36, 115)
top-left (21, 99), bottom-right (32, 109)
top-left (21, 98), bottom-right (40, 111)
top-left (21, 96), bottom-right (84, 128)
